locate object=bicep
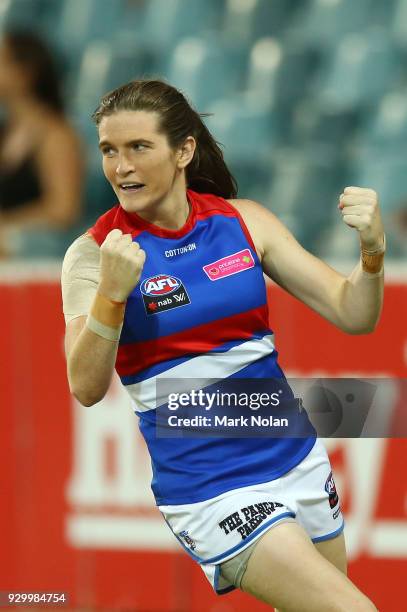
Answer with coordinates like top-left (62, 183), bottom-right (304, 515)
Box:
top-left (262, 232), bottom-right (345, 323)
top-left (233, 199), bottom-right (346, 325)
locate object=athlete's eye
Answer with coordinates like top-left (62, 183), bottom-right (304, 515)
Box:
top-left (101, 146), bottom-right (115, 156)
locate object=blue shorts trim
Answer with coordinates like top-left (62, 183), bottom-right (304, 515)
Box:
top-left (311, 520), bottom-right (345, 543)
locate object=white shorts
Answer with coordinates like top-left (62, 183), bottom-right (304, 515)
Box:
top-left (159, 438), bottom-right (344, 594)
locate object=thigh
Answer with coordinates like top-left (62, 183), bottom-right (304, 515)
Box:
top-left (314, 532), bottom-right (347, 575)
top-left (240, 521), bottom-right (376, 612)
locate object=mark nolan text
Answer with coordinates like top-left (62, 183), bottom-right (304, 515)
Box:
top-left (216, 415), bottom-right (288, 427)
top-left (167, 415), bottom-right (289, 427)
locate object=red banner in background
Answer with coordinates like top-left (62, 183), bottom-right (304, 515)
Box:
top-left (0, 269), bottom-right (405, 612)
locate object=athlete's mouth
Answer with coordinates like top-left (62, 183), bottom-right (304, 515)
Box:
top-left (119, 182), bottom-right (145, 192)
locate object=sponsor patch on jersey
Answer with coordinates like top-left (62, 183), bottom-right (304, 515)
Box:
top-left (203, 248), bottom-right (255, 281)
top-left (325, 471), bottom-right (339, 509)
top-left (140, 274), bottom-right (190, 315)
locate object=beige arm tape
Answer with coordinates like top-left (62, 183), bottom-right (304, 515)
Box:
top-left (61, 233), bottom-right (101, 324)
top-left (86, 293), bottom-right (126, 342)
top-left (62, 233), bottom-right (127, 342)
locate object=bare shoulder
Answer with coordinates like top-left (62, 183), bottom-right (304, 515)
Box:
top-left (228, 197), bottom-right (270, 217)
top-left (227, 197), bottom-right (323, 283)
top-left (227, 198), bottom-right (288, 260)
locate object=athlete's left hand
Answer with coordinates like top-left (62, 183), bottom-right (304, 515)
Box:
top-left (338, 186), bottom-right (385, 250)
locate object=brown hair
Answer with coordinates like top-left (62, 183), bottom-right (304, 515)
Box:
top-left (4, 30), bottom-right (64, 113)
top-left (92, 79), bottom-right (237, 198)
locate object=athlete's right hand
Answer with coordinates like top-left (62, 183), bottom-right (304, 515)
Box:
top-left (97, 229), bottom-right (146, 302)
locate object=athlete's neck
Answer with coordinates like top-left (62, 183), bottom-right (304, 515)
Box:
top-left (133, 183), bottom-right (191, 230)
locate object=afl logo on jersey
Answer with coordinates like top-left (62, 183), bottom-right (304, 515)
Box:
top-left (141, 274), bottom-right (181, 296)
top-left (140, 274), bottom-right (191, 315)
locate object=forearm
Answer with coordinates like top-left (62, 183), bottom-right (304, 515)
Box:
top-left (67, 324), bottom-right (119, 406)
top-left (335, 188), bottom-right (385, 333)
top-left (338, 259), bottom-right (384, 335)
top-left (67, 289), bottom-right (126, 405)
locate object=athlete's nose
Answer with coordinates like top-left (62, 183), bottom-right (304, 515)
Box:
top-left (115, 152), bottom-right (135, 177)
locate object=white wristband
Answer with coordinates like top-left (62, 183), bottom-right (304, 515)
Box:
top-left (86, 314), bottom-right (122, 342)
top-left (360, 266), bottom-right (384, 279)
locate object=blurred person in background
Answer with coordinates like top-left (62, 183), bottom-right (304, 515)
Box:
top-left (62, 80), bottom-right (383, 611)
top-left (0, 30), bottom-right (83, 259)
top-left (391, 200), bottom-right (407, 256)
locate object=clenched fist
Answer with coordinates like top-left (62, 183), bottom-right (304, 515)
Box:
top-left (338, 186), bottom-right (385, 250)
top-left (98, 229), bottom-right (146, 302)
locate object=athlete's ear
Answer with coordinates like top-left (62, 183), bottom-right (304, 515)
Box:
top-left (176, 136), bottom-right (196, 170)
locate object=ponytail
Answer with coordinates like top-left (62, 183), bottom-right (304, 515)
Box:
top-left (187, 112), bottom-right (237, 198)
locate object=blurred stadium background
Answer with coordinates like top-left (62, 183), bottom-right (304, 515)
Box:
top-left (0, 0), bottom-right (406, 611)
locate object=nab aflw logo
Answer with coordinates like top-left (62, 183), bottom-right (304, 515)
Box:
top-left (140, 273), bottom-right (190, 315)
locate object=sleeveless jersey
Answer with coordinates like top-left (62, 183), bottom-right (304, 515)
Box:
top-left (89, 190), bottom-right (316, 505)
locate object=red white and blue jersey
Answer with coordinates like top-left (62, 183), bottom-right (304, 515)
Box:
top-left (89, 190), bottom-right (316, 505)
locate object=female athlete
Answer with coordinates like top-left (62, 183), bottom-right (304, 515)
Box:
top-left (62, 80), bottom-right (383, 611)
